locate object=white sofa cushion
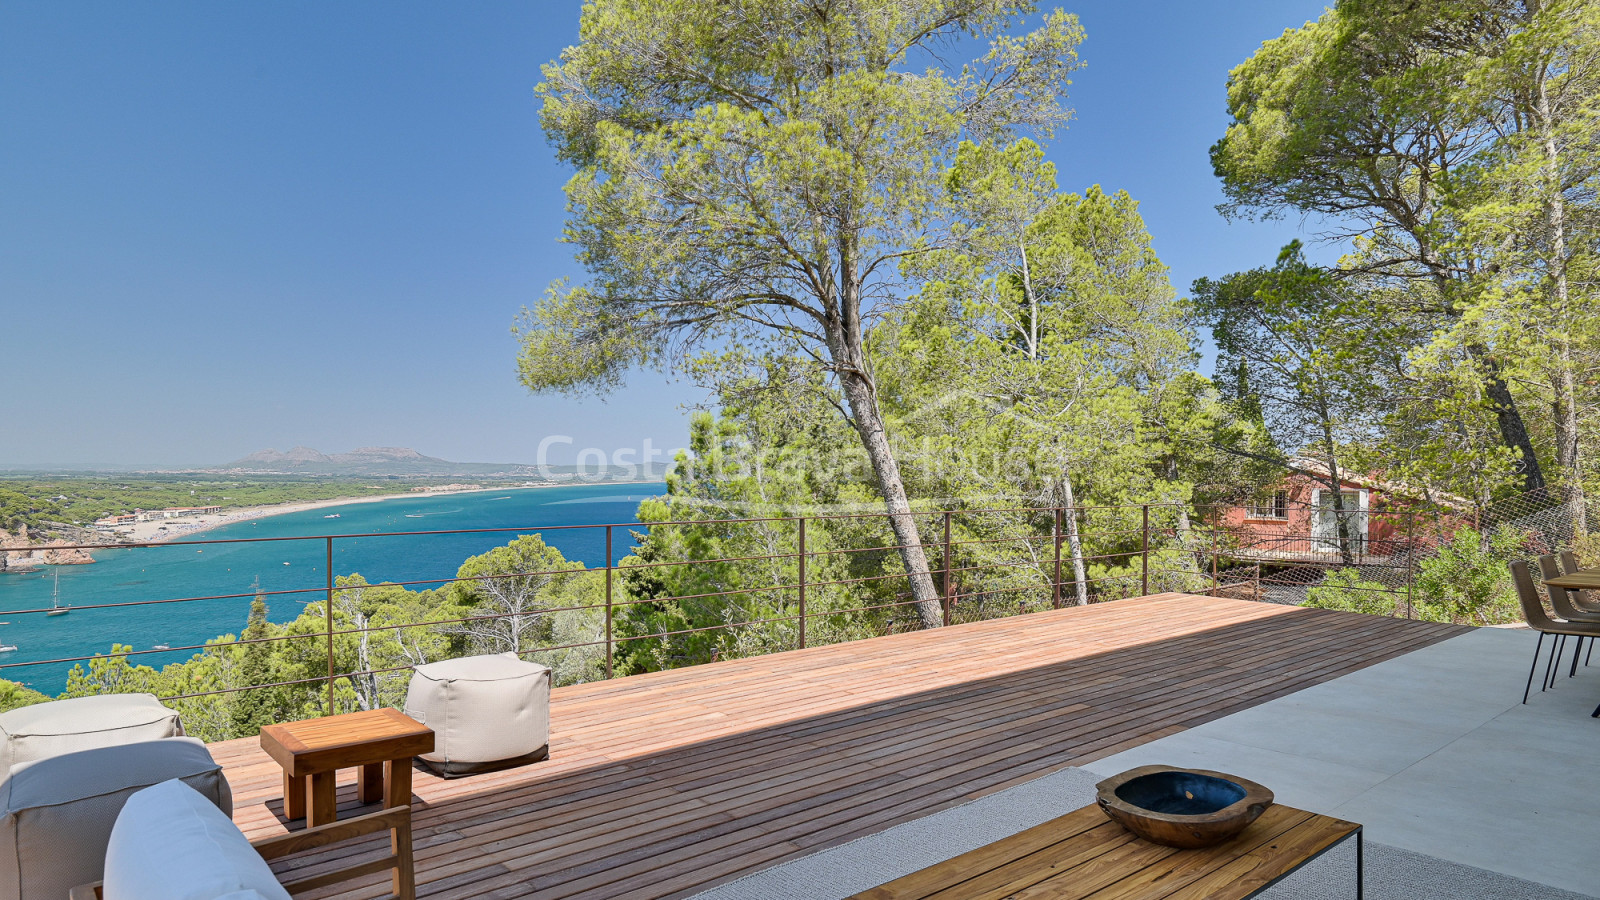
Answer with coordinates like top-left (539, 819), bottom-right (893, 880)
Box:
top-left (104, 779), bottom-right (290, 900)
top-left (404, 652), bottom-right (550, 775)
top-left (0, 693), bottom-right (183, 772)
top-left (0, 736), bottom-right (229, 900)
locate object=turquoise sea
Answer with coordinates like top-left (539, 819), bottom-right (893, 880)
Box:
top-left (0, 483), bottom-right (662, 693)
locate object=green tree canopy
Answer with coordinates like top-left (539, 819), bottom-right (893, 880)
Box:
top-left (519, 0), bottom-right (1086, 628)
top-left (1208, 1), bottom-right (1573, 500)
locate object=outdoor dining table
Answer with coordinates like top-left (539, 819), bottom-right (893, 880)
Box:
top-left (1539, 571), bottom-right (1600, 718)
top-left (1541, 571), bottom-right (1600, 591)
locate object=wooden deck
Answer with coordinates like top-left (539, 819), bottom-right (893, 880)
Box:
top-left (209, 593), bottom-right (1467, 900)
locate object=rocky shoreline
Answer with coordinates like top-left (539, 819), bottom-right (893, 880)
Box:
top-left (0, 524), bottom-right (110, 572)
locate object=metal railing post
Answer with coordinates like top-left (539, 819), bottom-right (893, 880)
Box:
top-left (325, 536), bottom-right (335, 715)
top-left (1141, 504), bottom-right (1150, 596)
top-left (797, 516), bottom-right (807, 649)
top-left (942, 511), bottom-right (953, 627)
top-left (1404, 511), bottom-right (1415, 620)
top-left (1052, 507), bottom-right (1063, 609)
top-left (1211, 507), bottom-right (1219, 594)
top-left (605, 525), bottom-right (614, 679)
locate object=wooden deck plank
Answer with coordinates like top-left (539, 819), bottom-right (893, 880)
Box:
top-left (206, 593), bottom-right (1466, 900)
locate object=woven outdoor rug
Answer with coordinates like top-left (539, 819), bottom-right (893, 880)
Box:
top-left (687, 767), bottom-right (1592, 900)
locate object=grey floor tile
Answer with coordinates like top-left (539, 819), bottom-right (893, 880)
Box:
top-left (1333, 775), bottom-right (1600, 896)
top-left (1083, 732), bottom-right (1395, 813)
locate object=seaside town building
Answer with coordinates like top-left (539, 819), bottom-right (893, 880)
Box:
top-left (92, 506), bottom-right (223, 530)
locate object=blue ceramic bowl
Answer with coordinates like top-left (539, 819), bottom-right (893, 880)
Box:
top-left (1095, 765), bottom-right (1274, 848)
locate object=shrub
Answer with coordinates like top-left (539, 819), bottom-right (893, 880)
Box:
top-left (1305, 568), bottom-right (1397, 616)
top-left (0, 680), bottom-right (50, 713)
top-left (1412, 526), bottom-right (1527, 624)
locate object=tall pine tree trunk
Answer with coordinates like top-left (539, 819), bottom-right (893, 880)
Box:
top-left (1416, 227), bottom-right (1548, 497)
top-left (830, 267), bottom-right (941, 629)
top-left (1482, 369), bottom-right (1549, 498)
top-left (1166, 459), bottom-right (1201, 581)
top-left (838, 372), bottom-right (942, 628)
top-left (1060, 477), bottom-right (1089, 606)
top-left (1535, 57), bottom-right (1584, 533)
top-left (1317, 420), bottom-right (1357, 567)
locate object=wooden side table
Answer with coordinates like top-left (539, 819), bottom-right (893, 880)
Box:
top-left (259, 708), bottom-right (435, 827)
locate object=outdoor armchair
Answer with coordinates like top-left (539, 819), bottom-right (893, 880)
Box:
top-left (0, 736), bottom-right (227, 900)
top-left (70, 778), bottom-right (416, 900)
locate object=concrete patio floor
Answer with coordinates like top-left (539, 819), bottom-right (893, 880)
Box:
top-left (1083, 626), bottom-right (1600, 897)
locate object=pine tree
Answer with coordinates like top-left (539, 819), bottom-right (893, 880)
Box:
top-left (229, 582), bottom-right (277, 736)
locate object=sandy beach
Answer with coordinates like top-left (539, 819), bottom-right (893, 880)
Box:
top-left (116, 483), bottom-right (560, 544)
top-left (106, 478), bottom-right (665, 545)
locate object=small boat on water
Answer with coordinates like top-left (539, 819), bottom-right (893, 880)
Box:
top-left (153, 644), bottom-right (170, 651)
top-left (0, 645), bottom-right (17, 654)
top-left (47, 571), bottom-right (70, 617)
top-left (405, 514), bottom-right (424, 518)
top-left (324, 514), bottom-right (341, 519)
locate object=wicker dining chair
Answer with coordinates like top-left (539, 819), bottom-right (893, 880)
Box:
top-left (1510, 560), bottom-right (1600, 703)
top-left (1557, 550), bottom-right (1600, 612)
top-left (1558, 550), bottom-right (1600, 669)
top-left (1536, 555), bottom-right (1600, 681)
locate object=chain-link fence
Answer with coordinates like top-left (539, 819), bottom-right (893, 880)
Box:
top-left (1203, 492), bottom-right (1595, 625)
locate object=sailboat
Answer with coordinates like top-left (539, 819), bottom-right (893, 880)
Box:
top-left (47, 570), bottom-right (70, 616)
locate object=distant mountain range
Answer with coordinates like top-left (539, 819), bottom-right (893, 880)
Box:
top-left (203, 446), bottom-right (666, 479)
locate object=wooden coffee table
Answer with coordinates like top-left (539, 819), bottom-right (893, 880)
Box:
top-left (260, 708), bottom-right (435, 827)
top-left (849, 802), bottom-right (1362, 900)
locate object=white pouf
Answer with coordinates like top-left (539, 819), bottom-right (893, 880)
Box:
top-left (0, 693), bottom-right (183, 772)
top-left (0, 737), bottom-right (230, 900)
top-left (403, 652), bottom-right (551, 776)
top-left (105, 779), bottom-right (289, 900)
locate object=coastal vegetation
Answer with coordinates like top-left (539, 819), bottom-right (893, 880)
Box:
top-left (514, 0), bottom-right (1597, 657)
top-left (515, 0), bottom-right (1599, 636)
top-left (518, 0), bottom-right (1090, 629)
top-left (1208, 0), bottom-right (1600, 512)
top-left (0, 476), bottom-right (423, 534)
top-left (17, 534), bottom-right (609, 741)
top-left (1, 0), bottom-right (1596, 739)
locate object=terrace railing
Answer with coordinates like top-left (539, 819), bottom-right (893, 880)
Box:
top-left (0, 498), bottom-right (1497, 732)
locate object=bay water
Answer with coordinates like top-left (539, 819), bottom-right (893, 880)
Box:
top-left (0, 483), bottom-right (661, 693)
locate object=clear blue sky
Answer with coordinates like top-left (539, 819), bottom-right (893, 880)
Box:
top-left (0, 0), bottom-right (1334, 469)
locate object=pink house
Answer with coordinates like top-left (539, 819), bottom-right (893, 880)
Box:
top-left (1213, 462), bottom-right (1445, 562)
